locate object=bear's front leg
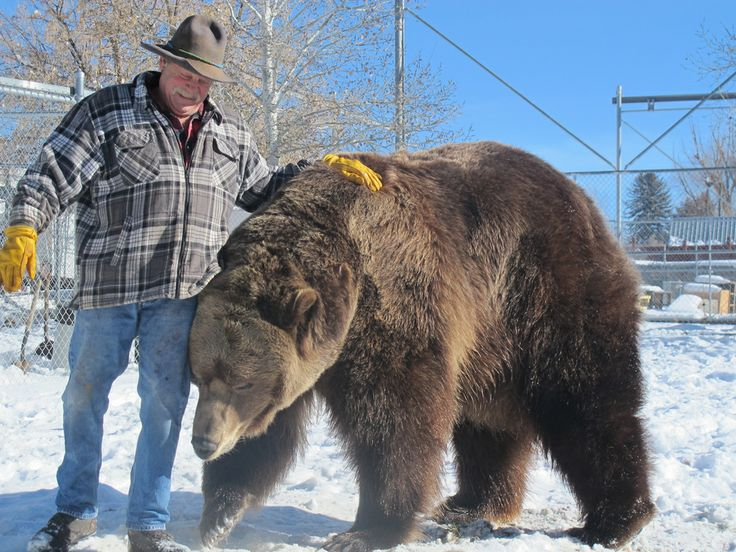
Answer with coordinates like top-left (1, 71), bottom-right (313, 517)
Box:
top-left (321, 356), bottom-right (456, 551)
top-left (322, 513), bottom-right (416, 552)
top-left (199, 392), bottom-right (313, 547)
top-left (320, 445), bottom-right (438, 552)
top-left (322, 524), bottom-right (411, 552)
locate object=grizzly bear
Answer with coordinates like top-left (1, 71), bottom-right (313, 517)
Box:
top-left (188, 141), bottom-right (654, 551)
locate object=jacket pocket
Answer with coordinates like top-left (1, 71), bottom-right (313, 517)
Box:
top-left (212, 136), bottom-right (239, 184)
top-left (115, 129), bottom-right (160, 184)
top-left (110, 216), bottom-right (133, 267)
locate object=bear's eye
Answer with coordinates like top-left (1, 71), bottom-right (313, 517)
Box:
top-left (233, 381), bottom-right (254, 392)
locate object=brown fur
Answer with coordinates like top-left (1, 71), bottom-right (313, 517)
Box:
top-left (189, 141), bottom-right (654, 551)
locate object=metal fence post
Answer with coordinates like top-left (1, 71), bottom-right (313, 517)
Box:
top-left (74, 70), bottom-right (85, 102)
top-left (615, 85), bottom-right (623, 241)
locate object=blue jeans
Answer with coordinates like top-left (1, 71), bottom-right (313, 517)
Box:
top-left (55, 298), bottom-right (197, 531)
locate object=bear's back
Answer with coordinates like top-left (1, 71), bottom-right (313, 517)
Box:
top-left (346, 141), bottom-right (631, 295)
top-left (338, 142), bottom-right (639, 373)
top-left (237, 141), bottom-right (639, 378)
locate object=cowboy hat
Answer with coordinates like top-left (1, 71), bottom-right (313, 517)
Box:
top-left (141, 15), bottom-right (235, 83)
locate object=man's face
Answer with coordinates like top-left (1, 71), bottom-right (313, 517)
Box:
top-left (157, 58), bottom-right (213, 119)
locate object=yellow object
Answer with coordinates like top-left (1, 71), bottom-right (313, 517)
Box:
top-left (0, 225), bottom-right (38, 292)
top-left (323, 154), bottom-right (383, 192)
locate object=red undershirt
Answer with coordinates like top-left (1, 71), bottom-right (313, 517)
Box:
top-left (165, 104), bottom-right (204, 169)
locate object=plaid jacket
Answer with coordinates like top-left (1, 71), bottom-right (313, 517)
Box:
top-left (10, 72), bottom-right (305, 309)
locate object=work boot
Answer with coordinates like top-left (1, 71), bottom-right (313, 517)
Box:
top-left (127, 529), bottom-right (191, 552)
top-left (27, 512), bottom-right (97, 552)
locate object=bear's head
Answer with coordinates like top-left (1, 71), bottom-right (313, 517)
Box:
top-left (189, 255), bottom-right (358, 461)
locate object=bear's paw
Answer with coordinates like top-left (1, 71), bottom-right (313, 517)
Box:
top-left (321, 530), bottom-right (375, 552)
top-left (199, 492), bottom-right (250, 547)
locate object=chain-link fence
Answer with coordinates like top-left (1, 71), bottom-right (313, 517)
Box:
top-left (2, 74), bottom-right (736, 375)
top-left (1, 76), bottom-right (82, 374)
top-left (572, 168), bottom-right (736, 318)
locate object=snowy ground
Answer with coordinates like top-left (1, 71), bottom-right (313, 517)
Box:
top-left (0, 320), bottom-right (735, 551)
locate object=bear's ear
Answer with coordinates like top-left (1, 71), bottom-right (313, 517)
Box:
top-left (290, 288), bottom-right (318, 322)
top-left (270, 287), bottom-right (321, 356)
top-left (335, 263), bottom-right (352, 285)
top-left (288, 287), bottom-right (322, 357)
top-left (329, 263), bottom-right (355, 332)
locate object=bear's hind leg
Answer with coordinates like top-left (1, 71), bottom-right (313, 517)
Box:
top-left (535, 400), bottom-right (655, 549)
top-left (436, 421), bottom-right (533, 525)
top-left (199, 391), bottom-right (313, 546)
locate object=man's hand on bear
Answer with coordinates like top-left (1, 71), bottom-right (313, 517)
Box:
top-left (323, 154), bottom-right (383, 192)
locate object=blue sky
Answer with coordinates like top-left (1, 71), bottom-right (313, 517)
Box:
top-left (405, 1), bottom-right (735, 172)
top-left (0, 0), bottom-right (733, 173)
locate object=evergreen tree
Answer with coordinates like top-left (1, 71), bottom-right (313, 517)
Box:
top-left (626, 172), bottom-right (673, 245)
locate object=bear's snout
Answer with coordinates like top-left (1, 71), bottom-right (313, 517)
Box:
top-left (192, 435), bottom-right (218, 460)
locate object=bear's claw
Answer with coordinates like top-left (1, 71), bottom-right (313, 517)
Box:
top-left (201, 516), bottom-right (237, 548)
top-left (433, 495), bottom-right (489, 525)
top-left (321, 530), bottom-right (373, 552)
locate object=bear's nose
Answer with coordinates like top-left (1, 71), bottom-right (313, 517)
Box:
top-left (192, 436), bottom-right (218, 459)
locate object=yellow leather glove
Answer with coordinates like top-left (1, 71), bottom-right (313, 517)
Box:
top-left (323, 154), bottom-right (383, 192)
top-left (0, 225), bottom-right (38, 292)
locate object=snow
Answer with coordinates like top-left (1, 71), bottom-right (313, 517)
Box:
top-left (664, 294), bottom-right (706, 314)
top-left (642, 294), bottom-right (708, 322)
top-left (1, 321), bottom-right (736, 551)
top-left (683, 283), bottom-right (724, 295)
top-left (694, 275), bottom-right (732, 285)
top-left (640, 285), bottom-right (664, 293)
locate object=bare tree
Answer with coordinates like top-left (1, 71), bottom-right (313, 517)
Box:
top-left (692, 24), bottom-right (736, 78)
top-left (0, 0), bottom-right (466, 163)
top-left (677, 122), bottom-right (736, 216)
top-left (218, 0), bottom-right (466, 163)
top-left (678, 25), bottom-right (736, 215)
top-left (0, 0), bottom-right (211, 88)
top-left (676, 191), bottom-right (717, 217)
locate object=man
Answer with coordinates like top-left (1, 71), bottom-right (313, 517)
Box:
top-left (0, 15), bottom-right (308, 552)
